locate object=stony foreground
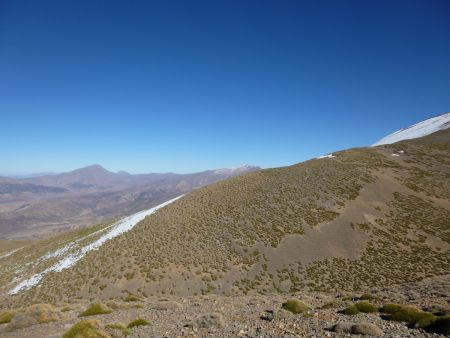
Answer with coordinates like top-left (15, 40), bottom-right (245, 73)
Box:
top-left (0, 275), bottom-right (449, 337)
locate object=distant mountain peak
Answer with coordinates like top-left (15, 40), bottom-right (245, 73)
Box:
top-left (117, 170), bottom-right (130, 176)
top-left (77, 164), bottom-right (109, 171)
top-left (373, 112), bottom-right (450, 146)
top-left (213, 164), bottom-right (260, 175)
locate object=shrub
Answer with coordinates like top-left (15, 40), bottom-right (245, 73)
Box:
top-left (380, 303), bottom-right (438, 327)
top-left (389, 306), bottom-right (427, 324)
top-left (0, 311), bottom-right (15, 324)
top-left (127, 318), bottom-right (150, 329)
top-left (79, 303), bottom-right (112, 317)
top-left (63, 319), bottom-right (109, 338)
top-left (281, 299), bottom-right (310, 314)
top-left (7, 304), bottom-right (62, 330)
top-left (343, 302), bottom-right (377, 315)
top-left (344, 305), bottom-right (360, 315)
top-left (426, 315), bottom-right (450, 335)
top-left (106, 322), bottom-right (131, 336)
top-left (379, 303), bottom-right (402, 314)
top-left (355, 301), bottom-right (378, 313)
top-left (415, 313), bottom-right (437, 329)
top-left (124, 294), bottom-right (141, 302)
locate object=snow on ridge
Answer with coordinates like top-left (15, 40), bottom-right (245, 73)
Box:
top-left (316, 154), bottom-right (335, 159)
top-left (372, 112), bottom-right (450, 146)
top-left (213, 164), bottom-right (257, 174)
top-left (42, 222), bottom-right (114, 261)
top-left (0, 247), bottom-right (23, 260)
top-left (9, 195), bottom-right (184, 295)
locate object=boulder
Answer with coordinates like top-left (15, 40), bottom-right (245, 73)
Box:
top-left (351, 323), bottom-right (383, 336)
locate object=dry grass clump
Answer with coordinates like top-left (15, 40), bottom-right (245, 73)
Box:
top-left (127, 318), bottom-right (150, 328)
top-left (105, 322), bottom-right (130, 335)
top-left (79, 303), bottom-right (112, 317)
top-left (282, 299), bottom-right (310, 314)
top-left (0, 310), bottom-right (15, 324)
top-left (123, 294), bottom-right (141, 302)
top-left (6, 304), bottom-right (62, 331)
top-left (63, 319), bottom-right (109, 338)
top-left (344, 302), bottom-right (378, 315)
top-left (380, 304), bottom-right (435, 326)
top-left (379, 303), bottom-right (450, 334)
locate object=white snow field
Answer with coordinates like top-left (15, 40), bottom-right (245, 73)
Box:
top-left (9, 194), bottom-right (184, 294)
top-left (372, 112), bottom-right (450, 146)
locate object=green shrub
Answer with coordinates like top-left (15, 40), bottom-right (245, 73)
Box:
top-left (127, 318), bottom-right (150, 329)
top-left (344, 305), bottom-right (359, 315)
top-left (354, 301), bottom-right (378, 313)
top-left (343, 302), bottom-right (377, 315)
top-left (379, 303), bottom-right (402, 314)
top-left (380, 304), bottom-right (437, 327)
top-left (0, 311), bottom-right (15, 324)
top-left (426, 315), bottom-right (450, 335)
top-left (281, 299), bottom-right (310, 314)
top-left (106, 322), bottom-right (131, 336)
top-left (79, 303), bottom-right (112, 317)
top-left (415, 313), bottom-right (437, 329)
top-left (390, 306), bottom-right (427, 324)
top-left (63, 320), bottom-right (109, 338)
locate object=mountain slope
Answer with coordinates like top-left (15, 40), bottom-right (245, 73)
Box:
top-left (372, 112), bottom-right (450, 146)
top-left (0, 165), bottom-right (259, 238)
top-left (2, 129), bottom-right (449, 308)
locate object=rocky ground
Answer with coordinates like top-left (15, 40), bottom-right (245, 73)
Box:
top-left (0, 275), bottom-right (448, 337)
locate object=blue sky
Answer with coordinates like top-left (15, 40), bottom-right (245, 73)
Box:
top-left (1, 0), bottom-right (449, 175)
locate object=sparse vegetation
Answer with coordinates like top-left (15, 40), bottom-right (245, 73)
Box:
top-left (344, 302), bottom-right (377, 315)
top-left (0, 311), bottom-right (15, 324)
top-left (380, 304), bottom-right (435, 325)
top-left (426, 315), bottom-right (450, 335)
top-left (63, 319), bottom-right (109, 338)
top-left (123, 294), bottom-right (141, 302)
top-left (282, 299), bottom-right (310, 314)
top-left (79, 303), bottom-right (112, 317)
top-left (1, 129), bottom-right (448, 308)
top-left (6, 304), bottom-right (62, 330)
top-left (105, 322), bottom-right (131, 335)
top-left (127, 318), bottom-right (150, 329)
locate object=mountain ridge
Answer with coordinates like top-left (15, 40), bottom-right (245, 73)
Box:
top-left (1, 127), bottom-right (448, 307)
top-left (373, 112), bottom-right (450, 146)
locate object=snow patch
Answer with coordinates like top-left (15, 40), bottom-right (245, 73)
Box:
top-left (0, 247), bottom-right (23, 260)
top-left (42, 223), bottom-right (112, 260)
top-left (9, 195), bottom-right (184, 294)
top-left (372, 112), bottom-right (450, 146)
top-left (214, 164), bottom-right (257, 175)
top-left (317, 154), bottom-right (335, 159)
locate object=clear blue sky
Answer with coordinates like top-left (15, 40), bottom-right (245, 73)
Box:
top-left (1, 0), bottom-right (449, 175)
